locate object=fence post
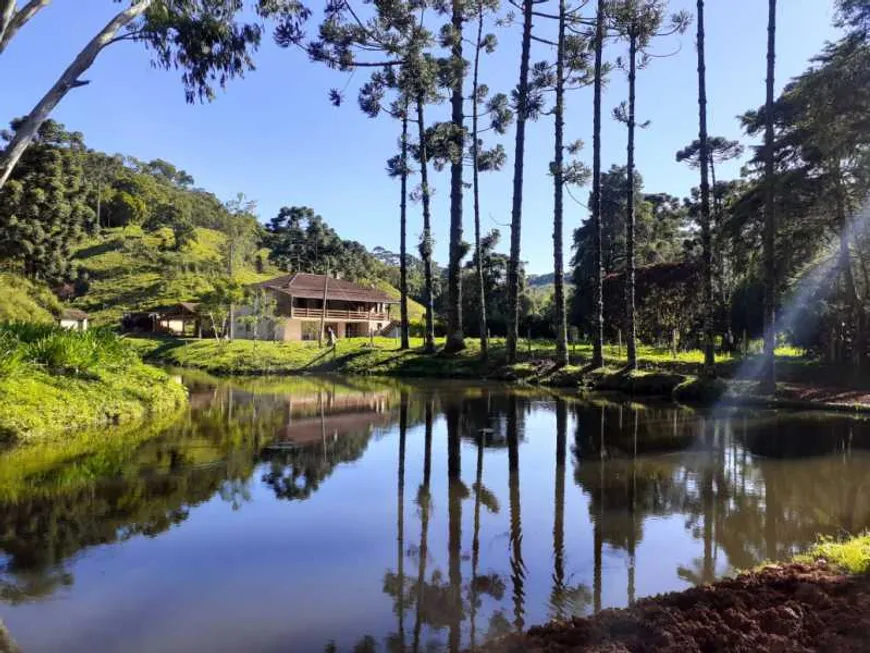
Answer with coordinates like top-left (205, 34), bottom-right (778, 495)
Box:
top-left (618, 329), bottom-right (623, 360)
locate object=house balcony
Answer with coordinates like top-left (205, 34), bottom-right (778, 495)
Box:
top-left (290, 307), bottom-right (389, 322)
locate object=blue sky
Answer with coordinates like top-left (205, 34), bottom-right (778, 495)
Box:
top-left (0, 0), bottom-right (841, 274)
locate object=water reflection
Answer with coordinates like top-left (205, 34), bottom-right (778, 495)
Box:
top-left (2, 377), bottom-right (870, 652)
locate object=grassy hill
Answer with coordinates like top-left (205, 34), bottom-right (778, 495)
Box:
top-left (0, 273), bottom-right (61, 323)
top-left (70, 226), bottom-right (424, 326)
top-left (70, 226), bottom-right (277, 324)
top-left (374, 279), bottom-right (426, 324)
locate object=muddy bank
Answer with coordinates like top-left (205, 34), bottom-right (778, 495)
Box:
top-left (478, 563), bottom-right (870, 652)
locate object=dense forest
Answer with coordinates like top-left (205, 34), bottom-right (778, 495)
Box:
top-left (1, 0), bottom-right (869, 387)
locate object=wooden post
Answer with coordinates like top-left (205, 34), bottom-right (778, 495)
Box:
top-left (742, 329), bottom-right (748, 358)
top-left (672, 328), bottom-right (678, 360)
top-left (618, 329), bottom-right (623, 360)
top-left (319, 266), bottom-right (329, 348)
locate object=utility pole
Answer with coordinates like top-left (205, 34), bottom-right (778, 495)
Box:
top-left (319, 264), bottom-right (330, 347)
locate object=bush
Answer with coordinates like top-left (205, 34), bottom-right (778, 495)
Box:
top-left (0, 322), bottom-right (134, 377)
top-left (0, 331), bottom-right (25, 378)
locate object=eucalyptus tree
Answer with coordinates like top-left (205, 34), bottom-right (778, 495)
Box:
top-left (609, 0), bottom-right (689, 369)
top-left (0, 0), bottom-right (309, 190)
top-left (761, 0), bottom-right (777, 392)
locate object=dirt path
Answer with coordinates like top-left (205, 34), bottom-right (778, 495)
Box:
top-left (479, 563), bottom-right (870, 652)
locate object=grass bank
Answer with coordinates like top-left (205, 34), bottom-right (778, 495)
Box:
top-left (0, 324), bottom-right (187, 442)
top-left (794, 533), bottom-right (870, 574)
top-left (128, 335), bottom-right (863, 408)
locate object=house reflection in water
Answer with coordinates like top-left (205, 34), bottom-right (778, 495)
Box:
top-left (268, 390), bottom-right (395, 450)
top-left (259, 386), bottom-right (397, 502)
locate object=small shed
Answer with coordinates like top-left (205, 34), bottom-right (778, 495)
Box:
top-left (59, 308), bottom-right (89, 331)
top-left (122, 303), bottom-right (205, 337)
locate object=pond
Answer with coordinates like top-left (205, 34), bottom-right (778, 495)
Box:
top-left (2, 375), bottom-right (870, 652)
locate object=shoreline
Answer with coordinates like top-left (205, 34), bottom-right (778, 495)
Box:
top-left (130, 336), bottom-right (870, 414)
top-left (0, 362), bottom-right (188, 443)
top-left (474, 535), bottom-right (870, 652)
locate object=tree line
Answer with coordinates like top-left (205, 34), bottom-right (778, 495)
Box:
top-left (3, 0), bottom-right (870, 387)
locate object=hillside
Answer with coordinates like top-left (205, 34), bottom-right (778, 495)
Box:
top-left (69, 226), bottom-right (425, 326)
top-left (374, 279), bottom-right (426, 324)
top-left (69, 226), bottom-right (277, 324)
top-left (0, 273), bottom-right (61, 323)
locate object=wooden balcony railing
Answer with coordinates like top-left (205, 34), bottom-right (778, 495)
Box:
top-left (291, 307), bottom-right (389, 321)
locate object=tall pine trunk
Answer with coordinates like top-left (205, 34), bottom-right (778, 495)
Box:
top-left (696, 0), bottom-right (715, 375)
top-left (507, 396), bottom-right (525, 630)
top-left (446, 403), bottom-right (462, 652)
top-left (835, 166), bottom-right (864, 366)
top-left (625, 31), bottom-right (638, 370)
top-left (399, 104), bottom-right (411, 350)
top-left (445, 0), bottom-right (466, 353)
top-left (416, 96), bottom-right (437, 353)
top-left (507, 0), bottom-right (535, 363)
top-left (411, 400), bottom-right (433, 652)
top-left (591, 0), bottom-right (606, 367)
top-left (552, 0), bottom-right (569, 365)
top-left (396, 392), bottom-right (407, 642)
top-left (761, 0), bottom-right (777, 393)
top-left (472, 5), bottom-right (489, 357)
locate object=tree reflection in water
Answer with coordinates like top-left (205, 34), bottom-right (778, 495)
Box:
top-left (3, 376), bottom-right (870, 652)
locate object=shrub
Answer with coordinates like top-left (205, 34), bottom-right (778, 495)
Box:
top-left (0, 322), bottom-right (134, 377)
top-left (0, 331), bottom-right (25, 378)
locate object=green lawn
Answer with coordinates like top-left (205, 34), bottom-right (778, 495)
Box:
top-left (130, 334), bottom-right (807, 381)
top-left (795, 533), bottom-right (870, 574)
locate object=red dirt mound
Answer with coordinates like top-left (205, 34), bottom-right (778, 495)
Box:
top-left (479, 563), bottom-right (870, 652)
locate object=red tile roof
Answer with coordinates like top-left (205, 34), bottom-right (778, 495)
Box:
top-left (256, 273), bottom-right (397, 304)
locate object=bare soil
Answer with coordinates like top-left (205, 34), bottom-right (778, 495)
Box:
top-left (479, 563), bottom-right (870, 652)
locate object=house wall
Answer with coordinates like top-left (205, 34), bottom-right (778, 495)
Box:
top-left (281, 319), bottom-right (302, 342)
top-left (59, 319), bottom-right (87, 331)
top-left (159, 319), bottom-right (185, 335)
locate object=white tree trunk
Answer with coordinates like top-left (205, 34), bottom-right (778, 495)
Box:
top-left (0, 0), bottom-right (152, 189)
top-left (0, 0), bottom-right (52, 55)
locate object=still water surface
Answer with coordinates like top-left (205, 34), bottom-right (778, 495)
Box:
top-left (2, 375), bottom-right (870, 652)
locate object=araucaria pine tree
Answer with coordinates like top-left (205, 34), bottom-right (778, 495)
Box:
top-left (761, 0), bottom-right (777, 393)
top-left (469, 0), bottom-right (512, 358)
top-left (694, 0), bottom-right (715, 376)
top-left (610, 0), bottom-right (688, 370)
top-left (444, 0), bottom-right (469, 353)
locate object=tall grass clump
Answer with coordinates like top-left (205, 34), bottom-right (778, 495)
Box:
top-left (0, 322), bottom-right (134, 377)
